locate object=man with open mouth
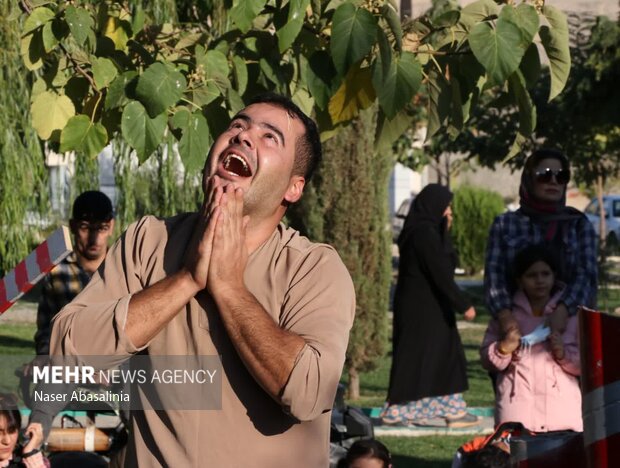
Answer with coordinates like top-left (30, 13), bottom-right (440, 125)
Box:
top-left (49, 93), bottom-right (356, 467)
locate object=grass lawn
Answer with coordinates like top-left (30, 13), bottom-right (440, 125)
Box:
top-left (0, 323), bottom-right (36, 396)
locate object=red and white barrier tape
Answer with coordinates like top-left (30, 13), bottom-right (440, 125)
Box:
top-left (0, 226), bottom-right (72, 314)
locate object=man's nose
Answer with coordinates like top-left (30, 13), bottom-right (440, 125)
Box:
top-left (232, 128), bottom-right (254, 149)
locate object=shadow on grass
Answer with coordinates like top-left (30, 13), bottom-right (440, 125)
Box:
top-left (0, 335), bottom-right (33, 349)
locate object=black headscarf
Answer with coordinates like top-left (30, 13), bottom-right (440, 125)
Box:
top-left (398, 183), bottom-right (456, 265)
top-left (518, 149), bottom-right (583, 240)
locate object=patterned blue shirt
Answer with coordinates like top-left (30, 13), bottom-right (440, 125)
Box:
top-left (484, 210), bottom-right (597, 316)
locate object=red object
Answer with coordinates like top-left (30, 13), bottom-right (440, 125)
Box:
top-left (580, 307), bottom-right (620, 468)
top-left (0, 226), bottom-right (72, 314)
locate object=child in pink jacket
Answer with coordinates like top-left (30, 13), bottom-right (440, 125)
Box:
top-left (480, 245), bottom-right (582, 433)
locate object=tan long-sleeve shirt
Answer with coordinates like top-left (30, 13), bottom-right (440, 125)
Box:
top-left (50, 214), bottom-right (355, 467)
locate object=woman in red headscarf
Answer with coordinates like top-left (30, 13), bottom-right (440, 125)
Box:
top-left (484, 148), bottom-right (597, 342)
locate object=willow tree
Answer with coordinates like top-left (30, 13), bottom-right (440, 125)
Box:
top-left (0, 2), bottom-right (48, 276)
top-left (17, 0), bottom-right (571, 396)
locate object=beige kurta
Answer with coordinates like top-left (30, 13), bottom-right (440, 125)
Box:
top-left (50, 214), bottom-right (355, 467)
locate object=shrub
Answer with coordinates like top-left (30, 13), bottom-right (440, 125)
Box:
top-left (452, 186), bottom-right (505, 275)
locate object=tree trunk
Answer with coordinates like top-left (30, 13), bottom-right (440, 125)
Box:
top-left (348, 366), bottom-right (360, 400)
top-left (596, 174), bottom-right (606, 249)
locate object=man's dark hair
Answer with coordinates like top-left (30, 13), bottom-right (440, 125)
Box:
top-left (248, 93), bottom-right (322, 182)
top-left (71, 190), bottom-right (114, 223)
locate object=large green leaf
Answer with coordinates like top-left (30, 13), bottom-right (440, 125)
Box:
top-left (191, 82), bottom-right (221, 107)
top-left (375, 110), bottom-right (412, 151)
top-left (306, 51), bottom-right (337, 110)
top-left (105, 71), bottom-right (138, 109)
top-left (121, 101), bottom-right (167, 162)
top-left (374, 52), bottom-right (422, 119)
top-left (426, 69), bottom-right (451, 140)
top-left (381, 3), bottom-right (402, 51)
top-left (59, 115), bottom-right (108, 158)
top-left (21, 31), bottom-right (46, 71)
top-left (232, 56), bottom-right (248, 95)
top-left (292, 88), bottom-right (314, 117)
top-left (24, 7), bottom-right (55, 35)
top-left (198, 48), bottom-right (231, 92)
top-left (508, 70), bottom-right (536, 135)
top-left (277, 0), bottom-right (310, 53)
top-left (540, 5), bottom-right (570, 101)
top-left (42, 22), bottom-right (58, 52)
top-left (230, 0), bottom-right (266, 33)
top-left (91, 57), bottom-right (118, 89)
top-left (373, 28), bottom-right (392, 86)
top-left (64, 6), bottom-right (94, 47)
top-left (457, 0), bottom-right (499, 33)
top-left (31, 92), bottom-right (75, 139)
top-left (135, 62), bottom-right (187, 118)
top-left (519, 43), bottom-right (541, 90)
top-left (511, 4), bottom-right (539, 46)
top-left (328, 64), bottom-right (376, 124)
top-left (330, 3), bottom-right (377, 75)
top-left (171, 108), bottom-right (211, 174)
top-left (468, 8), bottom-right (526, 85)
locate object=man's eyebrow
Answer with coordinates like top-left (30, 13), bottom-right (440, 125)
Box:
top-left (231, 112), bottom-right (286, 147)
top-left (263, 122), bottom-right (285, 147)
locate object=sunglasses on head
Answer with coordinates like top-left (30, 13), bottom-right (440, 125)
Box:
top-left (534, 168), bottom-right (570, 184)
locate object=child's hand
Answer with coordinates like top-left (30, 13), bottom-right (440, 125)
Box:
top-left (549, 332), bottom-right (565, 361)
top-left (499, 328), bottom-right (521, 355)
top-left (463, 307), bottom-right (476, 321)
top-left (498, 309), bottom-right (521, 338)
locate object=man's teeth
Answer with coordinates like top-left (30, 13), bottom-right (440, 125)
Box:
top-left (223, 153), bottom-right (250, 176)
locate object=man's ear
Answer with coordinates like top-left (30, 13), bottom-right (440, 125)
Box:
top-left (284, 176), bottom-right (305, 204)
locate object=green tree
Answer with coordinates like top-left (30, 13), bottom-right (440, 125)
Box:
top-left (0, 1), bottom-right (48, 276)
top-left (451, 186), bottom-right (504, 274)
top-left (14, 0), bottom-right (572, 397)
top-left (288, 107), bottom-right (392, 399)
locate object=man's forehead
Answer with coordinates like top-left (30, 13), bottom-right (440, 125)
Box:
top-left (235, 103), bottom-right (302, 134)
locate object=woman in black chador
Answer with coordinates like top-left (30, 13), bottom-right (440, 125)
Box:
top-left (381, 184), bottom-right (479, 427)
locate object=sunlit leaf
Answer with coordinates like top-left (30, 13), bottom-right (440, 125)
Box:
top-left (277, 0), bottom-right (310, 52)
top-left (31, 92), bottom-right (75, 139)
top-left (136, 62), bottom-right (187, 117)
top-left (23, 7), bottom-right (55, 35)
top-left (105, 71), bottom-right (137, 109)
top-left (328, 64), bottom-right (376, 124)
top-left (59, 115), bottom-right (108, 158)
top-left (64, 6), bottom-right (93, 46)
top-left (232, 56), bottom-right (248, 95)
top-left (230, 0), bottom-right (266, 33)
top-left (20, 31), bottom-right (45, 71)
top-left (121, 101), bottom-right (167, 163)
top-left (91, 57), bottom-right (118, 89)
top-left (171, 108), bottom-right (211, 174)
